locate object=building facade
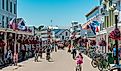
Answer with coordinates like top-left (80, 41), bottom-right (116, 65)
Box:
top-left (53, 29), bottom-right (70, 42)
top-left (82, 6), bottom-right (101, 38)
top-left (0, 0), bottom-right (17, 28)
top-left (98, 0), bottom-right (121, 52)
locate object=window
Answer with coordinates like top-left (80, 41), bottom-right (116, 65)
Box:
top-left (6, 0), bottom-right (8, 11)
top-left (2, 16), bottom-right (4, 28)
top-left (14, 4), bottom-right (16, 14)
top-left (10, 2), bottom-right (12, 13)
top-left (65, 32), bottom-right (68, 36)
top-left (2, 0), bottom-right (4, 9)
top-left (6, 17), bottom-right (9, 28)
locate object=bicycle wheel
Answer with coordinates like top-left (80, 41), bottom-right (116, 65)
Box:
top-left (91, 59), bottom-right (98, 68)
top-left (76, 65), bottom-right (81, 71)
top-left (106, 62), bottom-right (110, 70)
top-left (98, 63), bottom-right (103, 71)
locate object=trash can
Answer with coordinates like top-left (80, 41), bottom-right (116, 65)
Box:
top-left (107, 52), bottom-right (114, 64)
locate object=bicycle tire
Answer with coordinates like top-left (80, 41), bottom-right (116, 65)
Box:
top-left (91, 59), bottom-right (98, 68)
top-left (98, 63), bottom-right (103, 71)
top-left (76, 65), bottom-right (81, 71)
top-left (107, 63), bottom-right (111, 70)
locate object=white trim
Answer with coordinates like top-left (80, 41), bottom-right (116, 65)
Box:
top-left (96, 29), bottom-right (107, 35)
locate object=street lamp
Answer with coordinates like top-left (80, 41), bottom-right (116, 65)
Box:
top-left (114, 9), bottom-right (119, 65)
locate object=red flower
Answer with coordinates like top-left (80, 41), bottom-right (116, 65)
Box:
top-left (109, 28), bottom-right (121, 40)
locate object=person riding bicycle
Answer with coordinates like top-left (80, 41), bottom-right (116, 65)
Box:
top-left (71, 47), bottom-right (77, 60)
top-left (76, 53), bottom-right (83, 71)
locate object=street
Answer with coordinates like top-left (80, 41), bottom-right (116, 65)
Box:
top-left (2, 49), bottom-right (99, 71)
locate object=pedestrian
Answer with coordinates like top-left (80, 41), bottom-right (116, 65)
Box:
top-left (68, 43), bottom-right (71, 52)
top-left (38, 47), bottom-right (43, 59)
top-left (6, 49), bottom-right (13, 66)
top-left (113, 44), bottom-right (117, 64)
top-left (34, 48), bottom-right (39, 62)
top-left (71, 47), bottom-right (77, 60)
top-left (21, 45), bottom-right (26, 61)
top-left (118, 44), bottom-right (121, 63)
top-left (46, 46), bottom-right (51, 61)
top-left (13, 52), bottom-right (18, 66)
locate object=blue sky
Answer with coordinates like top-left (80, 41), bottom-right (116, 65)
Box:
top-left (17, 0), bottom-right (99, 28)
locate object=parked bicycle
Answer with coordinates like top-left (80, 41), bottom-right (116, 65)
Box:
top-left (91, 52), bottom-right (110, 71)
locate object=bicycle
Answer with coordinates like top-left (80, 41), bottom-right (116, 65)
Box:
top-left (98, 59), bottom-right (110, 71)
top-left (76, 64), bottom-right (82, 71)
top-left (91, 52), bottom-right (104, 68)
top-left (91, 55), bottom-right (101, 68)
top-left (97, 53), bottom-right (110, 71)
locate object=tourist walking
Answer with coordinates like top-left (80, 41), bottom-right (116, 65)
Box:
top-left (38, 47), bottom-right (43, 59)
top-left (71, 47), bottom-right (77, 60)
top-left (34, 48), bottom-right (39, 62)
top-left (6, 49), bottom-right (13, 65)
top-left (13, 52), bottom-right (18, 66)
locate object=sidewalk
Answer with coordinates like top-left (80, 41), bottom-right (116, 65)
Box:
top-left (81, 53), bottom-right (99, 71)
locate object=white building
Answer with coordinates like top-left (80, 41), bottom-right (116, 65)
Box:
top-left (0, 0), bottom-right (17, 28)
top-left (52, 29), bottom-right (70, 42)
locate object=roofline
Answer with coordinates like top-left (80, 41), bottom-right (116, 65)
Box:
top-left (56, 29), bottom-right (70, 35)
top-left (85, 6), bottom-right (100, 17)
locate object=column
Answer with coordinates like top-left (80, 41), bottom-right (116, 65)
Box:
top-left (118, 0), bottom-right (121, 23)
top-left (4, 32), bottom-right (7, 56)
top-left (14, 33), bottom-right (17, 53)
top-left (106, 33), bottom-right (108, 53)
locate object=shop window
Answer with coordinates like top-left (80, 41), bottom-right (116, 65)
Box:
top-left (10, 2), bottom-right (12, 13)
top-left (2, 0), bottom-right (4, 9)
top-left (14, 4), bottom-right (16, 14)
top-left (6, 0), bottom-right (9, 11)
top-left (2, 16), bottom-right (4, 28)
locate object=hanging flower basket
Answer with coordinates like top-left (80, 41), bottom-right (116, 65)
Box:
top-left (109, 28), bottom-right (121, 40)
top-left (0, 40), bottom-right (5, 47)
top-left (98, 40), bottom-right (106, 46)
top-left (90, 40), bottom-right (96, 46)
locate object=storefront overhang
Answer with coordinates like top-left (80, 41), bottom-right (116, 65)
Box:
top-left (0, 28), bottom-right (6, 32)
top-left (6, 28), bottom-right (16, 33)
top-left (82, 21), bottom-right (91, 30)
top-left (17, 31), bottom-right (33, 35)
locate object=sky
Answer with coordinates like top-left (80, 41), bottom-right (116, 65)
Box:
top-left (17, 0), bottom-right (99, 28)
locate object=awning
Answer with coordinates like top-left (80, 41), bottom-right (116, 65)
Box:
top-left (82, 21), bottom-right (91, 30)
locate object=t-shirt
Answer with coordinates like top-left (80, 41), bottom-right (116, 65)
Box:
top-left (72, 48), bottom-right (76, 53)
top-left (113, 47), bottom-right (116, 56)
top-left (76, 56), bottom-right (83, 64)
top-left (113, 47), bottom-right (120, 56)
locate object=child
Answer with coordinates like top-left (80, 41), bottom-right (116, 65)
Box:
top-left (76, 53), bottom-right (83, 71)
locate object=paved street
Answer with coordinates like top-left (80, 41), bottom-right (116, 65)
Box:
top-left (2, 49), bottom-right (99, 71)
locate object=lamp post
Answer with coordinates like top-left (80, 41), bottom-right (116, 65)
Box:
top-left (114, 9), bottom-right (119, 66)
